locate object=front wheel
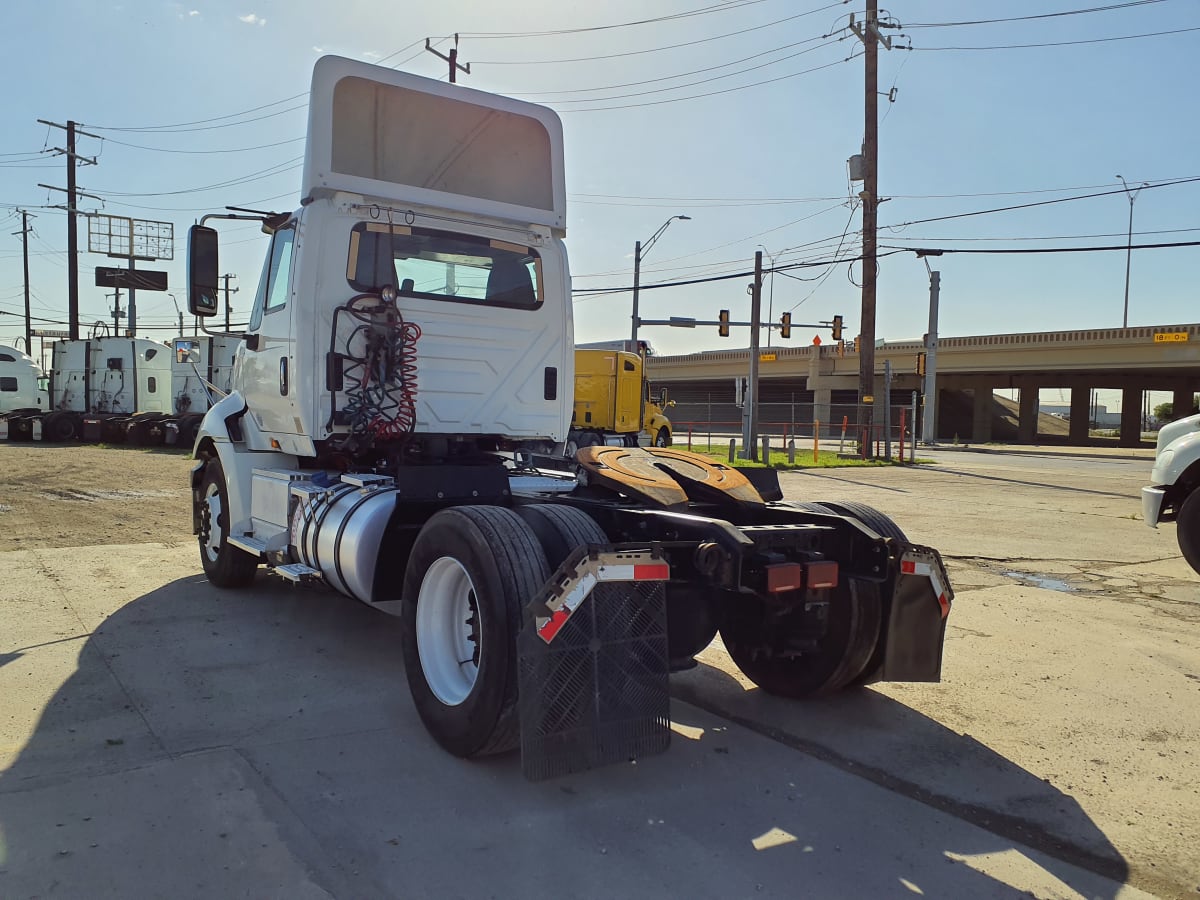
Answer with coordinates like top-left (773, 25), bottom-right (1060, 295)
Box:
top-left (654, 427), bottom-right (671, 448)
top-left (401, 506), bottom-right (550, 757)
top-left (1177, 489), bottom-right (1200, 576)
top-left (197, 457), bottom-right (258, 587)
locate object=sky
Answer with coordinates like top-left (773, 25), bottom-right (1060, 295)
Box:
top-left (0, 0), bottom-right (1196, 410)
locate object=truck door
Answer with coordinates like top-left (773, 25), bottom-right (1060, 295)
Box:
top-left (615, 355), bottom-right (642, 433)
top-left (241, 225), bottom-right (300, 434)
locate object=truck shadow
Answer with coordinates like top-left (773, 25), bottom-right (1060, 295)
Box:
top-left (672, 659), bottom-right (1134, 898)
top-left (0, 575), bottom-right (1136, 899)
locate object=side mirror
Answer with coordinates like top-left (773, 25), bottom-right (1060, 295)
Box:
top-left (188, 225), bottom-right (220, 317)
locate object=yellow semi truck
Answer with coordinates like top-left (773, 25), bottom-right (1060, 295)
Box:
top-left (569, 348), bottom-right (674, 453)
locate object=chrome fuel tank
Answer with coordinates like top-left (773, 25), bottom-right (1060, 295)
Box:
top-left (291, 475), bottom-right (398, 606)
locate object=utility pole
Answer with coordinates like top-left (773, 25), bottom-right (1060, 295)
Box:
top-left (221, 274), bottom-right (239, 330)
top-left (1116, 174), bottom-right (1147, 329)
top-left (425, 34), bottom-right (470, 82)
top-left (849, 3), bottom-right (894, 457)
top-left (742, 251), bottom-right (764, 461)
top-left (108, 289), bottom-right (123, 334)
top-left (37, 119), bottom-right (101, 341)
top-left (922, 265), bottom-right (940, 444)
top-left (12, 211), bottom-right (34, 351)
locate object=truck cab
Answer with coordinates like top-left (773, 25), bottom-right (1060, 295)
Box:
top-left (0, 345), bottom-right (48, 440)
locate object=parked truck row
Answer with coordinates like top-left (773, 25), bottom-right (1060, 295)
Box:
top-left (0, 333), bottom-right (238, 446)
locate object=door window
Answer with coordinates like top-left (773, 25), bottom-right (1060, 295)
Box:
top-left (249, 226), bottom-right (296, 331)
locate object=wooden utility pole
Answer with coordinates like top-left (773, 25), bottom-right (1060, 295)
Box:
top-left (849, 2), bottom-right (893, 456)
top-left (221, 274), bottom-right (239, 330)
top-left (743, 251), bottom-right (764, 461)
top-left (12, 211), bottom-right (34, 351)
top-left (36, 119), bottom-right (100, 341)
top-left (425, 35), bottom-right (470, 82)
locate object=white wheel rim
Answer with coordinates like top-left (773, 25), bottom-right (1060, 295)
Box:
top-left (416, 556), bottom-right (482, 706)
top-left (202, 483), bottom-right (223, 562)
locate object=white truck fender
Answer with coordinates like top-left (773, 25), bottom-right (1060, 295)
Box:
top-left (191, 390), bottom-right (298, 538)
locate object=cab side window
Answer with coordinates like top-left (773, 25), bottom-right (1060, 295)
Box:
top-left (249, 226), bottom-right (295, 330)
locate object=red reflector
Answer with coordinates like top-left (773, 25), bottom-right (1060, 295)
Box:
top-left (633, 564), bottom-right (670, 581)
top-left (900, 559), bottom-right (916, 574)
top-left (805, 560), bottom-right (839, 590)
top-left (766, 563), bottom-right (804, 594)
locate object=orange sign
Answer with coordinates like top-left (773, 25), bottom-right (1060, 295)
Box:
top-left (812, 335), bottom-right (822, 346)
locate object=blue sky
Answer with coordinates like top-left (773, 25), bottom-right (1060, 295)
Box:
top-left (1, 0), bottom-right (1196, 380)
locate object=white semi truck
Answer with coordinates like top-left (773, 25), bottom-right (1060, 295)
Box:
top-left (0, 345), bottom-right (48, 438)
top-left (1142, 411), bottom-right (1200, 576)
top-left (184, 56), bottom-right (953, 774)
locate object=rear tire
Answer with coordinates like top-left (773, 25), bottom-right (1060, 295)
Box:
top-left (721, 578), bottom-right (881, 697)
top-left (1177, 489), bottom-right (1200, 576)
top-left (401, 506), bottom-right (550, 757)
top-left (807, 500), bottom-right (907, 542)
top-left (197, 457), bottom-right (258, 588)
top-left (43, 412), bottom-right (79, 442)
top-left (514, 504), bottom-right (608, 569)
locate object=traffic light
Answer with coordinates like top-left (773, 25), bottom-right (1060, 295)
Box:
top-left (718, 309), bottom-right (730, 337)
top-left (916, 352), bottom-right (927, 376)
top-left (779, 312), bottom-right (792, 339)
top-left (831, 314), bottom-right (844, 341)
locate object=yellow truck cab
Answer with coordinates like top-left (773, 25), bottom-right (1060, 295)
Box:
top-left (570, 348), bottom-right (673, 452)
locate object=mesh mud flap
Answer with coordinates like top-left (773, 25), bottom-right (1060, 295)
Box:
top-left (518, 548), bottom-right (671, 781)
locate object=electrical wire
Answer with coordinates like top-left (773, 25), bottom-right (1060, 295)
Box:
top-left (904, 1), bottom-right (1172, 28)
top-left (86, 93), bottom-right (309, 133)
top-left (914, 25), bottom-right (1200, 51)
top-left (883, 239), bottom-right (1200, 255)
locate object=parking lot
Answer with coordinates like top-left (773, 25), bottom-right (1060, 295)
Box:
top-left (0, 444), bottom-right (1196, 898)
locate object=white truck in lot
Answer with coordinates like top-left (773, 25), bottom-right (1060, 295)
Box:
top-left (184, 56), bottom-right (953, 775)
top-left (0, 345), bottom-right (48, 426)
top-left (1143, 412), bottom-right (1200, 576)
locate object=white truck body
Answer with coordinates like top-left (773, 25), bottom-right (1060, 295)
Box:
top-left (184, 56), bottom-right (953, 770)
top-left (0, 345), bottom-right (47, 413)
top-left (171, 335), bottom-right (239, 415)
top-left (1142, 412), bottom-right (1200, 575)
top-left (49, 337), bottom-right (172, 415)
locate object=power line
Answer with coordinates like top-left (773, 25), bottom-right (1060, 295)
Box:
top-left (85, 93), bottom-right (309, 133)
top-left (905, 1), bottom-right (1172, 28)
top-left (471, 4), bottom-right (846, 65)
top-left (914, 25), bottom-right (1200, 51)
top-left (884, 176), bottom-right (1200, 230)
top-left (885, 239), bottom-right (1200, 255)
top-left (463, 0), bottom-right (786, 39)
top-left (94, 135), bottom-right (305, 155)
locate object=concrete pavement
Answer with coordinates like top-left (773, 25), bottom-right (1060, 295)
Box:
top-left (0, 543), bottom-right (1157, 899)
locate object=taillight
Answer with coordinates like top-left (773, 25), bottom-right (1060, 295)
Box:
top-left (765, 562), bottom-right (804, 594)
top-left (805, 560), bottom-right (838, 590)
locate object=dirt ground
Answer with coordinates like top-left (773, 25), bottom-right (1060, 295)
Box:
top-left (0, 445), bottom-right (194, 552)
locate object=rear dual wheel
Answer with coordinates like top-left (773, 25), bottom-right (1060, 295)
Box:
top-left (401, 506), bottom-right (551, 758)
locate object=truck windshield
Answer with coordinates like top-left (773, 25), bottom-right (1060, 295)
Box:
top-left (347, 223), bottom-right (542, 310)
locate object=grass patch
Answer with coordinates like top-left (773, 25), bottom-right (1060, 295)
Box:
top-left (685, 444), bottom-right (915, 469)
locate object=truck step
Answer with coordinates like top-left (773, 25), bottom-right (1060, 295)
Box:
top-left (274, 563), bottom-right (323, 584)
top-left (227, 534), bottom-right (268, 556)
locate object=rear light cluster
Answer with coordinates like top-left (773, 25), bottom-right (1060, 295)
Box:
top-left (765, 560), bottom-right (838, 594)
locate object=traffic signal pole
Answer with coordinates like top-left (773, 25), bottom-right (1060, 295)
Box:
top-left (743, 251), bottom-right (763, 460)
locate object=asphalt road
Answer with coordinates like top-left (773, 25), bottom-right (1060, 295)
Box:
top-left (1, 449), bottom-right (1195, 899)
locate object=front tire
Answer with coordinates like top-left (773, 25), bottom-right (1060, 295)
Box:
top-left (1177, 489), bottom-right (1200, 576)
top-left (654, 427), bottom-right (671, 448)
top-left (401, 506), bottom-right (550, 757)
top-left (197, 457), bottom-right (258, 587)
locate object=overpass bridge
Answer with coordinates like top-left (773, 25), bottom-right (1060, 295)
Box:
top-left (645, 323), bottom-right (1200, 447)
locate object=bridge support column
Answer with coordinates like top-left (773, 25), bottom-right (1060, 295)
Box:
top-left (1120, 387), bottom-right (1143, 447)
top-left (1069, 387), bottom-right (1091, 444)
top-left (812, 388), bottom-right (831, 437)
top-left (972, 388), bottom-right (993, 443)
top-left (1174, 386), bottom-right (1198, 421)
top-left (1018, 386), bottom-right (1039, 444)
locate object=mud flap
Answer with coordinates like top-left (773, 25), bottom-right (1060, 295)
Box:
top-left (518, 547), bottom-right (671, 781)
top-left (880, 545), bottom-right (953, 682)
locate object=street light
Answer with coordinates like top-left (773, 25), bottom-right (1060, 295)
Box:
top-left (631, 214), bottom-right (691, 344)
top-left (757, 244), bottom-right (778, 347)
top-left (1116, 174), bottom-right (1147, 329)
top-left (166, 292), bottom-right (184, 336)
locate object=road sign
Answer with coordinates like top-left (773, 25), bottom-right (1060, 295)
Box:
top-left (95, 267), bottom-right (169, 291)
top-left (1153, 332), bottom-right (1189, 343)
top-left (759, 352), bottom-right (777, 362)
top-left (31, 329), bottom-right (69, 338)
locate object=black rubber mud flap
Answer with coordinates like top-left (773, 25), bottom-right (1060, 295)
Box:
top-left (880, 544), bottom-right (953, 682)
top-left (518, 550), bottom-right (671, 781)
